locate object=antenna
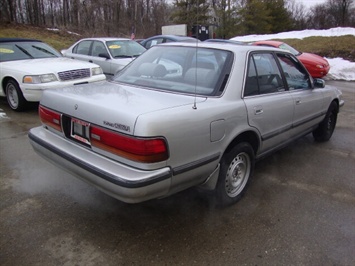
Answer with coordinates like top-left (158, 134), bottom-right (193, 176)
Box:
top-left (192, 2), bottom-right (199, 110)
top-left (192, 40), bottom-right (198, 110)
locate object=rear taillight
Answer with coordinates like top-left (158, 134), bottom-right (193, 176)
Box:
top-left (90, 125), bottom-right (169, 163)
top-left (39, 105), bottom-right (62, 132)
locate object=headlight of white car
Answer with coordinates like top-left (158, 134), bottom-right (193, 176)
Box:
top-left (92, 67), bottom-right (103, 76)
top-left (23, 74), bottom-right (58, 83)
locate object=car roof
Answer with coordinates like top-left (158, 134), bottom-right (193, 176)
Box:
top-left (77, 37), bottom-right (132, 42)
top-left (204, 39), bottom-right (246, 45)
top-left (157, 41), bottom-right (286, 53)
top-left (145, 35), bottom-right (198, 41)
top-left (0, 38), bottom-right (42, 43)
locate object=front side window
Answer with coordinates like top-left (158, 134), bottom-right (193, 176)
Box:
top-left (73, 40), bottom-right (91, 55)
top-left (276, 53), bottom-right (310, 90)
top-left (92, 41), bottom-right (107, 57)
top-left (113, 46), bottom-right (233, 96)
top-left (244, 52), bottom-right (284, 97)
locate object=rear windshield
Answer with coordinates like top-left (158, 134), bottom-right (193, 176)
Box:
top-left (113, 46), bottom-right (233, 96)
top-left (0, 41), bottom-right (61, 62)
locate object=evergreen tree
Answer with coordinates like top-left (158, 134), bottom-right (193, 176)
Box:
top-left (212, 0), bottom-right (239, 39)
top-left (171, 0), bottom-right (210, 30)
top-left (237, 0), bottom-right (272, 35)
top-left (265, 0), bottom-right (293, 33)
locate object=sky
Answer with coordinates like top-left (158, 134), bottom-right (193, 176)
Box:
top-left (231, 27), bottom-right (355, 81)
top-left (298, 0), bottom-right (327, 8)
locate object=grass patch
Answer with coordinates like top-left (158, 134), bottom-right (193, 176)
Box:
top-left (0, 22), bottom-right (81, 51)
top-left (273, 35), bottom-right (355, 62)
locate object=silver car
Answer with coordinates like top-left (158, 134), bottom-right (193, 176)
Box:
top-left (29, 42), bottom-right (344, 207)
top-left (61, 37), bottom-right (146, 77)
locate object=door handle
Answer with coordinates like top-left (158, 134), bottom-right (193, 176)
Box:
top-left (254, 108), bottom-right (263, 115)
top-left (89, 60), bottom-right (93, 63)
top-left (295, 98), bottom-right (301, 105)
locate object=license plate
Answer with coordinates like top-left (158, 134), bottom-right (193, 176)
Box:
top-left (71, 118), bottom-right (90, 145)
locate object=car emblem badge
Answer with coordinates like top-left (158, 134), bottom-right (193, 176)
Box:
top-left (74, 104), bottom-right (78, 110)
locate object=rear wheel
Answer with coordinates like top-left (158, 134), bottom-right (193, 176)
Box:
top-left (313, 101), bottom-right (338, 142)
top-left (215, 142), bottom-right (255, 207)
top-left (6, 80), bottom-right (27, 111)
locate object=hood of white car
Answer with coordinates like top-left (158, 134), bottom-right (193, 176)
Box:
top-left (40, 81), bottom-right (206, 135)
top-left (3, 57), bottom-right (98, 75)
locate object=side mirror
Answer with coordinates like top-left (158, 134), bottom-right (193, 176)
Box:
top-left (314, 78), bottom-right (325, 88)
top-left (99, 53), bottom-right (110, 59)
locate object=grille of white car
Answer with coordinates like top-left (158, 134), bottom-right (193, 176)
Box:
top-left (58, 68), bottom-right (91, 81)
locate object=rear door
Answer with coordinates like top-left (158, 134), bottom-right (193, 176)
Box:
top-left (243, 52), bottom-right (294, 154)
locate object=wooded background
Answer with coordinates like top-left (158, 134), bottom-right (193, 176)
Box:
top-left (1, 0), bottom-right (354, 39)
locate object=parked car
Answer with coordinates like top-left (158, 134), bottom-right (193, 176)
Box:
top-left (140, 35), bottom-right (199, 49)
top-left (204, 39), bottom-right (246, 45)
top-left (61, 38), bottom-right (146, 77)
top-left (28, 42), bottom-right (344, 207)
top-left (0, 38), bottom-right (105, 111)
top-left (253, 40), bottom-right (330, 78)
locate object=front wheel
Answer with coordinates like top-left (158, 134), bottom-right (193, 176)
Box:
top-left (215, 142), bottom-right (255, 207)
top-left (6, 80), bottom-right (27, 111)
top-left (312, 101), bottom-right (338, 142)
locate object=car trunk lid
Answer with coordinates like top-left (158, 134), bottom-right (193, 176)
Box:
top-left (40, 81), bottom-right (206, 135)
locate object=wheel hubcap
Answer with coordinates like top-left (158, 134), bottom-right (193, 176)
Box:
top-left (7, 84), bottom-right (19, 108)
top-left (225, 152), bottom-right (250, 197)
top-left (327, 114), bottom-right (334, 130)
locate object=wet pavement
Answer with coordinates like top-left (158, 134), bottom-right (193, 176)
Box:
top-left (1, 81), bottom-right (354, 265)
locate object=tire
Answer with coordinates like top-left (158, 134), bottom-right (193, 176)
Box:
top-left (215, 142), bottom-right (255, 207)
top-left (312, 101), bottom-right (338, 142)
top-left (5, 80), bottom-right (27, 111)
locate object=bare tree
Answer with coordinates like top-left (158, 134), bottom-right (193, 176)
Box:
top-left (326, 0), bottom-right (354, 26)
top-left (286, 0), bottom-right (308, 30)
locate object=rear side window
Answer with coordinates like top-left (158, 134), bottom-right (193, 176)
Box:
top-left (145, 38), bottom-right (164, 49)
top-left (244, 53), bottom-right (284, 97)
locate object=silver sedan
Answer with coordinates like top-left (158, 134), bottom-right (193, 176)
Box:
top-left (29, 42), bottom-right (344, 207)
top-left (62, 37), bottom-right (146, 77)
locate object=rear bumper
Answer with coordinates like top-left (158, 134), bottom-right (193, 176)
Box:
top-left (28, 126), bottom-right (172, 203)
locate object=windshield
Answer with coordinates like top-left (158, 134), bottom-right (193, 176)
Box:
top-left (106, 40), bottom-right (146, 58)
top-left (113, 46), bottom-right (233, 96)
top-left (279, 43), bottom-right (301, 56)
top-left (0, 41), bottom-right (61, 62)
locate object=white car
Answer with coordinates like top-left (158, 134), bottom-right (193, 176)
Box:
top-left (0, 38), bottom-right (106, 111)
top-left (61, 38), bottom-right (146, 77)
